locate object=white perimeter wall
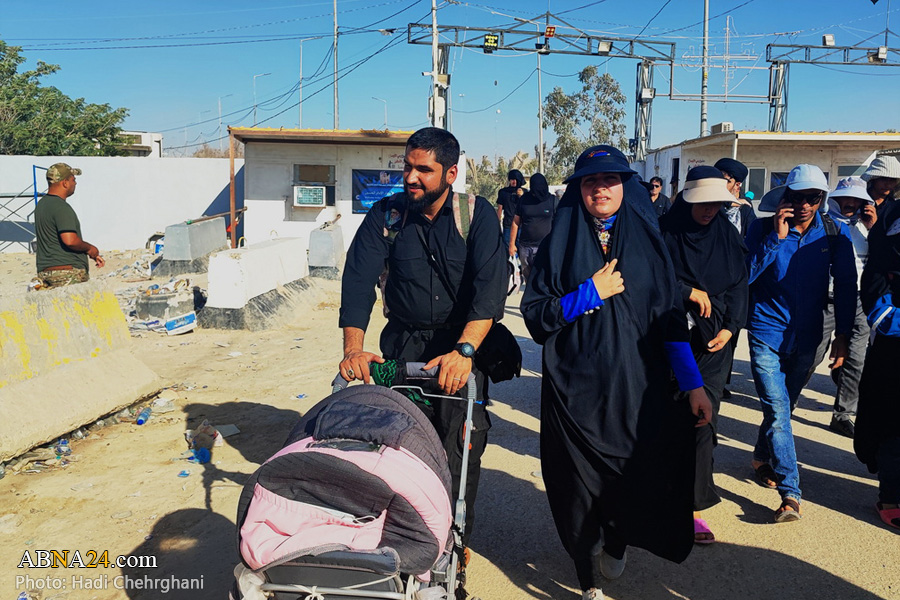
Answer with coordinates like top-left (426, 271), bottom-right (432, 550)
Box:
top-left (0, 156), bottom-right (243, 252)
top-left (243, 141), bottom-right (468, 251)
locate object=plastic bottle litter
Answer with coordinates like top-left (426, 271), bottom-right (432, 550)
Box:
top-left (189, 448), bottom-right (211, 464)
top-left (56, 439), bottom-right (71, 456)
top-left (0, 463), bottom-right (6, 480)
top-left (136, 407), bottom-right (152, 425)
top-left (71, 428), bottom-right (88, 440)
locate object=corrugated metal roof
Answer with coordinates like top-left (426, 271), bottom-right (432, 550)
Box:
top-left (649, 130), bottom-right (900, 153)
top-left (229, 127), bottom-right (413, 145)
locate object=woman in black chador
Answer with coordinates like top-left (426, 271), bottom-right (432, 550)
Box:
top-left (856, 201), bottom-right (900, 531)
top-left (660, 168), bottom-right (748, 544)
top-left (521, 146), bottom-right (711, 600)
top-left (509, 172), bottom-right (556, 285)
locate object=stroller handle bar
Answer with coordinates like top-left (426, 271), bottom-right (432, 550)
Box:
top-left (331, 361), bottom-right (477, 404)
top-left (328, 360), bottom-right (476, 590)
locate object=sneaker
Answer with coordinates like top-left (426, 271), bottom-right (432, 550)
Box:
top-left (598, 549), bottom-right (627, 580)
top-left (582, 588), bottom-right (604, 600)
top-left (829, 418), bottom-right (855, 439)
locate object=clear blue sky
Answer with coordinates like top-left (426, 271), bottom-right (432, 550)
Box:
top-left (3, 0), bottom-right (899, 160)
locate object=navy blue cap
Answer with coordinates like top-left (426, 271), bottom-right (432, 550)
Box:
top-left (686, 165), bottom-right (726, 182)
top-left (714, 158), bottom-right (749, 183)
top-left (564, 145), bottom-right (637, 184)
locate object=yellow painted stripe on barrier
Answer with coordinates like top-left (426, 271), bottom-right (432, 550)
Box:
top-left (0, 290), bottom-right (128, 389)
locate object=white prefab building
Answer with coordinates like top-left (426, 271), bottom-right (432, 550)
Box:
top-left (634, 129), bottom-right (900, 206)
top-left (230, 127), bottom-right (468, 252)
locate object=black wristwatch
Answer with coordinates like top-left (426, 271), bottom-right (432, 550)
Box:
top-left (454, 342), bottom-right (476, 358)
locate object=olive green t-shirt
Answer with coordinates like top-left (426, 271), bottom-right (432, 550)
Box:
top-left (35, 194), bottom-right (89, 272)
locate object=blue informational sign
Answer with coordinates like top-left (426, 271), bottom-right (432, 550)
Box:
top-left (352, 169), bottom-right (404, 214)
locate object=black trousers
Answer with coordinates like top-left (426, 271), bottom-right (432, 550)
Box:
top-left (380, 319), bottom-right (491, 545)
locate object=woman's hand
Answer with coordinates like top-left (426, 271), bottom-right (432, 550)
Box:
top-left (590, 259), bottom-right (625, 300)
top-left (689, 388), bottom-right (712, 428)
top-left (707, 329), bottom-right (733, 353)
top-left (689, 288), bottom-right (712, 318)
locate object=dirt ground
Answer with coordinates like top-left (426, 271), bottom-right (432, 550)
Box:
top-left (1, 249), bottom-right (897, 600)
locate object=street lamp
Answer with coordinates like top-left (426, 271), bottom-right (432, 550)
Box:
top-left (372, 97), bottom-right (388, 130)
top-left (253, 72), bottom-right (271, 127)
top-left (218, 94), bottom-right (233, 151)
top-left (198, 109), bottom-right (211, 145)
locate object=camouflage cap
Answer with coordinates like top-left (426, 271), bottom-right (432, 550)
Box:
top-left (46, 163), bottom-right (82, 184)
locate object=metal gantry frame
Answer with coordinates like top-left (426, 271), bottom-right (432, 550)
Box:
top-left (763, 40), bottom-right (900, 131)
top-left (407, 15), bottom-right (900, 159)
top-left (407, 15), bottom-right (676, 162)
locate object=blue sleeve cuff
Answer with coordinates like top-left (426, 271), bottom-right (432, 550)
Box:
top-left (868, 293), bottom-right (900, 337)
top-left (763, 230), bottom-right (782, 250)
top-left (664, 341), bottom-right (704, 391)
top-left (561, 279), bottom-right (604, 322)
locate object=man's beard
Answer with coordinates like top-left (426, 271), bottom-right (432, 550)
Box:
top-left (405, 178), bottom-right (450, 214)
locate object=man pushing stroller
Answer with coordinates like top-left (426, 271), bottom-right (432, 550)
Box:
top-left (338, 127), bottom-right (507, 568)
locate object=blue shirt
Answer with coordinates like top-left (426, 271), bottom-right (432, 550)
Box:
top-left (745, 212), bottom-right (857, 354)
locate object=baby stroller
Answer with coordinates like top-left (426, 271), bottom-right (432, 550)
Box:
top-left (232, 361), bottom-right (476, 600)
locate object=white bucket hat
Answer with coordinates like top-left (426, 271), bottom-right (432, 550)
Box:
top-left (829, 177), bottom-right (871, 203)
top-left (861, 155), bottom-right (900, 182)
top-left (758, 164), bottom-right (829, 212)
top-left (682, 177), bottom-right (735, 204)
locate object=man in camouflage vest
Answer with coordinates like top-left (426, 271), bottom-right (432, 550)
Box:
top-left (34, 163), bottom-right (104, 288)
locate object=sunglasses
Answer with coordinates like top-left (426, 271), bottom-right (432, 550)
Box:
top-left (651, 184), bottom-right (661, 188)
top-left (785, 190), bottom-right (824, 205)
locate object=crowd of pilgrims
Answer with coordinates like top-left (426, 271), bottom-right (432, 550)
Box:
top-left (498, 148), bottom-right (900, 599)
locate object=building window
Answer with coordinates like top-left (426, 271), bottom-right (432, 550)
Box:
top-left (772, 170), bottom-right (829, 190)
top-left (771, 172), bottom-right (789, 188)
top-left (293, 164), bottom-right (335, 206)
top-left (838, 165), bottom-right (867, 177)
top-left (671, 158), bottom-right (680, 198)
top-left (747, 167), bottom-right (766, 200)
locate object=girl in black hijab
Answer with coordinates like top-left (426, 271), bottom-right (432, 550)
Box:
top-left (660, 168), bottom-right (748, 545)
top-left (521, 146), bottom-right (711, 600)
top-left (509, 173), bottom-right (556, 285)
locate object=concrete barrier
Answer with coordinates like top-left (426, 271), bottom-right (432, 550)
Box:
top-left (200, 238), bottom-right (316, 330)
top-left (0, 282), bottom-right (160, 462)
top-left (153, 217), bottom-right (230, 278)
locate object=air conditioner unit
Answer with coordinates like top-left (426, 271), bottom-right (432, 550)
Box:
top-left (711, 122), bottom-right (734, 134)
top-left (293, 185), bottom-right (326, 207)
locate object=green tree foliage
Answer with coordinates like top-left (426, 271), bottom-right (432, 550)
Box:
top-left (542, 65), bottom-right (628, 177)
top-left (465, 151), bottom-right (540, 204)
top-left (466, 155), bottom-right (505, 204)
top-left (0, 41), bottom-right (129, 156)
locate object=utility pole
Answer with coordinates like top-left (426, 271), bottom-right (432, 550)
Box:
top-left (198, 110), bottom-right (211, 145)
top-left (536, 18), bottom-right (546, 173)
top-left (430, 0), bottom-right (443, 128)
top-left (372, 97), bottom-right (388, 129)
top-left (333, 0), bottom-right (339, 129)
top-left (218, 94), bottom-right (233, 152)
top-left (299, 40), bottom-right (303, 128)
top-left (700, 0), bottom-right (710, 137)
top-left (253, 72), bottom-right (271, 127)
